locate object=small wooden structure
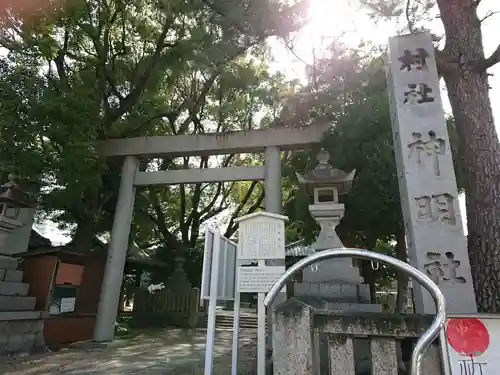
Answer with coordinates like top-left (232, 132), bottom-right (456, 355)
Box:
top-left (19, 233), bottom-right (166, 346)
top-left (272, 298), bottom-right (443, 375)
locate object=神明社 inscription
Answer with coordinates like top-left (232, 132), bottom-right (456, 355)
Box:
top-left (414, 193), bottom-right (457, 225)
top-left (424, 252), bottom-right (466, 285)
top-left (407, 131), bottom-right (446, 176)
top-left (387, 32), bottom-right (477, 314)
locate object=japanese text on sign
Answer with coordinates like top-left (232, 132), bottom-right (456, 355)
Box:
top-left (238, 220), bottom-right (285, 260)
top-left (238, 266), bottom-right (285, 293)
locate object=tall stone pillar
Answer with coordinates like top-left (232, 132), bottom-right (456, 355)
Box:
top-left (386, 32), bottom-right (476, 314)
top-left (264, 146), bottom-right (283, 268)
top-left (263, 146), bottom-right (285, 354)
top-left (94, 156), bottom-right (139, 342)
top-left (264, 146), bottom-right (281, 214)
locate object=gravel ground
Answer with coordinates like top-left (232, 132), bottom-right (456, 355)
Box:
top-left (0, 329), bottom-right (260, 375)
top-left (171, 341), bottom-right (258, 375)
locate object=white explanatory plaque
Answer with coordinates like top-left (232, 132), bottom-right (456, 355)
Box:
top-left (60, 297), bottom-right (76, 313)
top-left (238, 266), bottom-right (285, 293)
top-left (236, 212), bottom-right (287, 260)
top-left (445, 315), bottom-right (500, 375)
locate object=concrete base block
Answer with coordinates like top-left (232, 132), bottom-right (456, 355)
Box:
top-left (0, 318), bottom-right (45, 356)
top-left (0, 282), bottom-right (29, 297)
top-left (3, 270), bottom-right (23, 282)
top-left (0, 296), bottom-right (36, 311)
top-left (294, 282), bottom-right (370, 302)
top-left (323, 302), bottom-right (382, 312)
top-left (0, 256), bottom-right (17, 271)
top-left (301, 258), bottom-right (364, 284)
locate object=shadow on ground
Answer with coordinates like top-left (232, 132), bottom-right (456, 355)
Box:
top-left (0, 328), bottom-right (257, 375)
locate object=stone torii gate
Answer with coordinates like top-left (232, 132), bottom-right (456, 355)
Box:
top-left (93, 124), bottom-right (328, 342)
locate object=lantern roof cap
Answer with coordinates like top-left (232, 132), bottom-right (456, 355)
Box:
top-left (295, 149), bottom-right (356, 195)
top-left (0, 174), bottom-right (33, 208)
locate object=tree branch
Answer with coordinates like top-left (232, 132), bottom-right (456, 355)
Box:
top-left (147, 190), bottom-right (184, 250)
top-left (53, 27), bottom-right (70, 90)
top-left (480, 10), bottom-right (500, 22)
top-left (105, 19), bottom-right (172, 125)
top-left (225, 185), bottom-right (264, 238)
top-left (405, 0), bottom-right (415, 33)
top-left (477, 43), bottom-right (500, 71)
top-left (200, 182), bottom-right (235, 221)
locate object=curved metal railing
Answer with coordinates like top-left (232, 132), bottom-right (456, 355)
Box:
top-left (263, 248), bottom-right (446, 375)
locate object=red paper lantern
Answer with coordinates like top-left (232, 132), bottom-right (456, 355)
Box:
top-left (446, 318), bottom-right (490, 357)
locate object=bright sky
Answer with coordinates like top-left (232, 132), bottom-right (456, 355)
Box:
top-left (268, 0), bottom-right (500, 235)
top-left (35, 0), bottom-right (500, 242)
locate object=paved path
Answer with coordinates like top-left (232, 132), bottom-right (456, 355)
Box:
top-left (0, 328), bottom-right (257, 375)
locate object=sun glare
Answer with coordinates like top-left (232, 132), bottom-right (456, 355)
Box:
top-left (306, 0), bottom-right (348, 37)
top-left (294, 0), bottom-right (394, 63)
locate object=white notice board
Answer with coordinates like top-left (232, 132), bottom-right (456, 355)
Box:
top-left (445, 315), bottom-right (500, 375)
top-left (60, 297), bottom-right (76, 313)
top-left (236, 213), bottom-right (286, 260)
top-left (238, 266), bottom-right (285, 293)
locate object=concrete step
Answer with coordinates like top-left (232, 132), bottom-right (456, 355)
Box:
top-left (216, 321), bottom-right (259, 328)
top-left (0, 281), bottom-right (29, 296)
top-left (0, 295), bottom-right (36, 311)
top-left (0, 256), bottom-right (18, 270)
top-left (1, 269), bottom-right (23, 282)
top-left (0, 310), bottom-right (45, 321)
top-left (202, 314), bottom-right (262, 330)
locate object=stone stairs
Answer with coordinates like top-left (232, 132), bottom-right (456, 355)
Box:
top-left (201, 310), bottom-right (261, 331)
top-left (0, 256), bottom-right (34, 310)
top-left (0, 255), bottom-right (45, 355)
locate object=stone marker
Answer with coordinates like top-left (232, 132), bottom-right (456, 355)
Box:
top-left (386, 32), bottom-right (477, 314)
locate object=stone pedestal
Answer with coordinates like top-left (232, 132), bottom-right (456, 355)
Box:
top-left (167, 256), bottom-right (191, 291)
top-left (0, 255), bottom-right (46, 355)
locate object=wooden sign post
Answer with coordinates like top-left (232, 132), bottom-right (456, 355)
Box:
top-left (235, 212), bottom-right (288, 375)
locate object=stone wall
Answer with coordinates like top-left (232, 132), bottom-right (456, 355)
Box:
top-left (0, 315), bottom-right (45, 355)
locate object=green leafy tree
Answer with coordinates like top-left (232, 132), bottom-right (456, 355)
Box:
top-left (0, 0), bottom-right (306, 257)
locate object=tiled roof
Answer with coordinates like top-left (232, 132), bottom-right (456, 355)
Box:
top-left (285, 240), bottom-right (315, 257)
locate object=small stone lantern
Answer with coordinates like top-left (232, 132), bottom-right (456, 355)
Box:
top-left (294, 150), bottom-right (377, 305)
top-left (296, 149), bottom-right (356, 250)
top-left (0, 174), bottom-right (33, 251)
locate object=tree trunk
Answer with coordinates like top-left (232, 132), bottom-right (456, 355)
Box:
top-left (360, 261), bottom-right (377, 303)
top-left (357, 236), bottom-right (378, 303)
top-left (395, 228), bottom-right (409, 313)
top-left (72, 218), bottom-right (96, 253)
top-left (437, 0), bottom-right (500, 312)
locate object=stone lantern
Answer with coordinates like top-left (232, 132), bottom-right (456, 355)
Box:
top-left (0, 175), bottom-right (46, 356)
top-left (0, 174), bottom-right (33, 254)
top-left (295, 149), bottom-right (355, 250)
top-left (293, 150), bottom-right (379, 311)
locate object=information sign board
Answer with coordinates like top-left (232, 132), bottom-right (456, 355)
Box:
top-left (238, 266), bottom-right (285, 293)
top-left (236, 212), bottom-right (287, 260)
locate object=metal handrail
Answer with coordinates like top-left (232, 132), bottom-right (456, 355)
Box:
top-left (263, 248), bottom-right (446, 375)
